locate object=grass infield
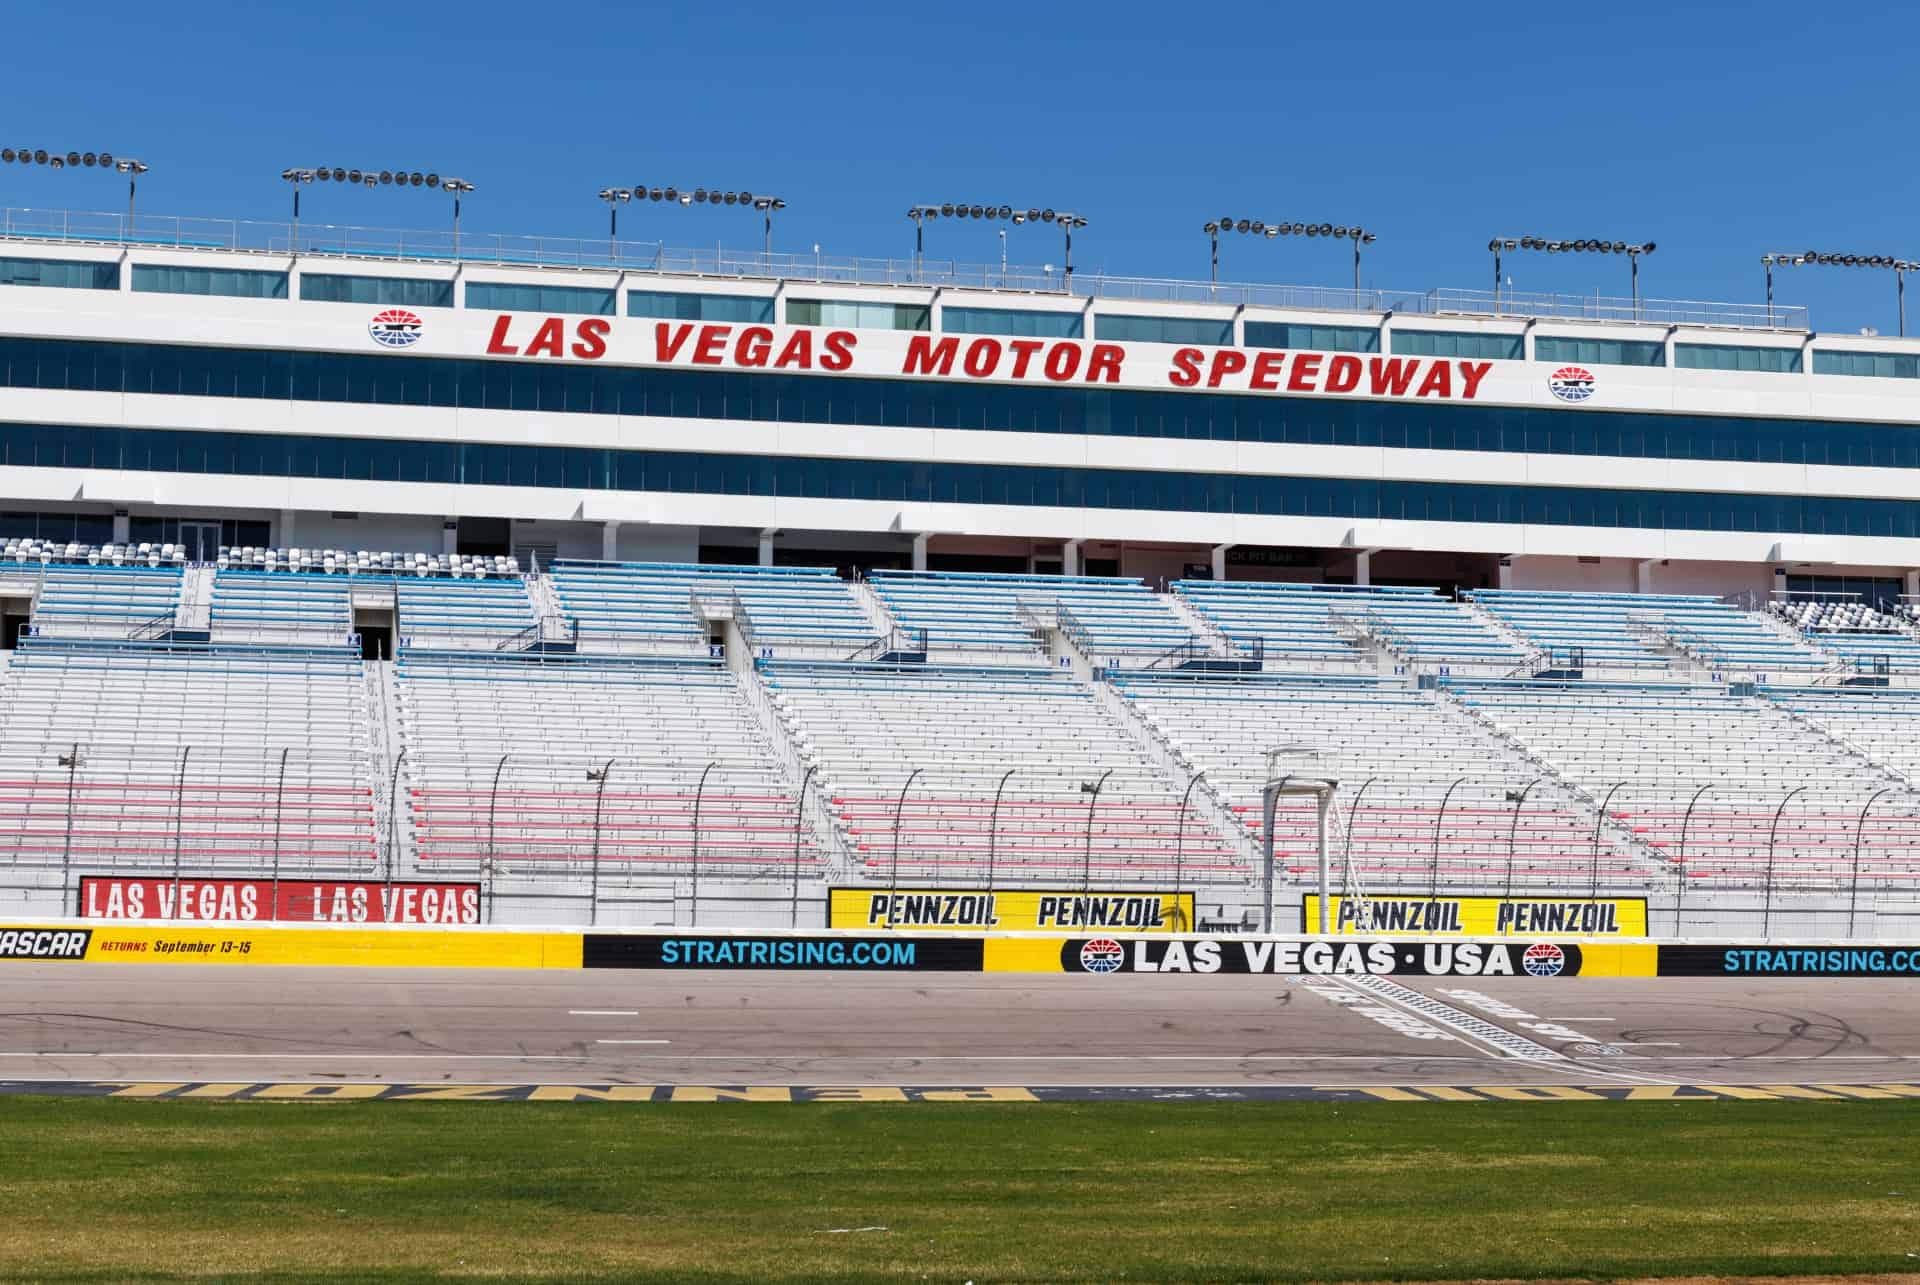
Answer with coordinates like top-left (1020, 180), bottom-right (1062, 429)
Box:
top-left (2, 1096), bottom-right (1917, 1283)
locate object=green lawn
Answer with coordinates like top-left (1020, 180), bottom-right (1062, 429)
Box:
top-left (3, 1097), bottom-right (1917, 1283)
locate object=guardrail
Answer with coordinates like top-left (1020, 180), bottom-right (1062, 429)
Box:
top-left (0, 204), bottom-right (1812, 331)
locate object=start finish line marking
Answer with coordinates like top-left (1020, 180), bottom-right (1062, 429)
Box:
top-left (0, 1081), bottom-right (1917, 1103)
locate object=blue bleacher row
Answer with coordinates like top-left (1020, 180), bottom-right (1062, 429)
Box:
top-left (9, 551), bottom-right (1920, 676)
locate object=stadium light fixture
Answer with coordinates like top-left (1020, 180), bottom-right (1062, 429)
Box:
top-left (1204, 218), bottom-right (1378, 290)
top-left (285, 167), bottom-right (473, 256)
top-left (634, 185), bottom-right (786, 259)
top-left (598, 187), bottom-right (631, 258)
top-left (907, 202), bottom-right (1081, 283)
top-left (1763, 250), bottom-right (1917, 335)
top-left (1489, 236), bottom-right (1656, 314)
top-left (2, 148), bottom-right (149, 234)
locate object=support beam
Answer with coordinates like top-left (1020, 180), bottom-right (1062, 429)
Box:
top-left (1061, 540), bottom-right (1081, 577)
top-left (911, 532), bottom-right (930, 572)
top-left (1496, 557), bottom-right (1514, 590)
top-left (758, 528), bottom-right (776, 567)
top-left (1354, 548), bottom-right (1378, 587)
top-left (441, 520), bottom-right (458, 557)
top-left (1211, 543), bottom-right (1230, 582)
top-left (113, 509), bottom-right (131, 544)
top-left (276, 509), bottom-right (294, 548)
top-left (1906, 569), bottom-right (1919, 600)
top-left (1635, 558), bottom-right (1657, 594)
top-left (601, 521), bottom-right (622, 561)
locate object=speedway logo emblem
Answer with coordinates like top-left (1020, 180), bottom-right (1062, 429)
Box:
top-left (1079, 938), bottom-right (1126, 973)
top-left (1547, 365), bottom-right (1595, 403)
top-left (1523, 942), bottom-right (1566, 977)
top-left (368, 309), bottom-right (424, 349)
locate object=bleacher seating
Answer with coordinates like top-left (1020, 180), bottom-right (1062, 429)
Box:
top-left (3, 539), bottom-right (184, 567)
top-left (396, 652), bottom-right (817, 877)
top-left (1468, 589), bottom-right (1826, 673)
top-left (0, 639), bottom-right (375, 871)
top-left (868, 570), bottom-right (1194, 660)
top-left (550, 561), bottom-right (873, 653)
top-left (1176, 581), bottom-right (1523, 669)
top-left (1771, 598), bottom-right (1920, 674)
top-left (763, 661), bottom-right (1240, 883)
top-left (218, 548), bottom-right (521, 578)
top-left (211, 571), bottom-right (351, 644)
top-left (1112, 671), bottom-right (1644, 891)
top-left (30, 565), bottom-right (182, 639)
top-left (1451, 680), bottom-right (1914, 889)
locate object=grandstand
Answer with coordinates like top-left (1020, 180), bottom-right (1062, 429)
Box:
top-left (0, 546), bottom-right (1913, 927)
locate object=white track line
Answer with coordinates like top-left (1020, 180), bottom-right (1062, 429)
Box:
top-left (569, 1010), bottom-right (639, 1017)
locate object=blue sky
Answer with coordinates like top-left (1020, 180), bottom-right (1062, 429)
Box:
top-left (5, 0), bottom-right (1913, 333)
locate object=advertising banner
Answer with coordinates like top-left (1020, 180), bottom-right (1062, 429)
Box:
top-left (1658, 944), bottom-right (1920, 978)
top-left (1303, 895), bottom-right (1648, 937)
top-left (583, 933), bottom-right (984, 971)
top-left (830, 888), bottom-right (1193, 933)
top-left (77, 876), bottom-right (480, 925)
top-left (1056, 936), bottom-right (1639, 978)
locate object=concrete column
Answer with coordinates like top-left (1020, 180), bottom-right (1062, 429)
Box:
top-left (278, 509), bottom-right (295, 547)
top-left (601, 521), bottom-right (622, 561)
top-left (441, 520), bottom-right (458, 557)
top-left (1636, 559), bottom-right (1657, 594)
top-left (758, 528), bottom-right (775, 567)
top-left (911, 533), bottom-right (930, 572)
top-left (1496, 557), bottom-right (1514, 590)
top-left (1905, 569), bottom-right (1920, 600)
top-left (1061, 540), bottom-right (1081, 576)
top-left (112, 509), bottom-right (131, 544)
top-left (1354, 549), bottom-right (1372, 587)
top-left (1211, 543), bottom-right (1229, 581)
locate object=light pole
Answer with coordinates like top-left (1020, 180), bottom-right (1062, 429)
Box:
top-left (1589, 781), bottom-right (1630, 901)
top-left (1500, 779), bottom-right (1546, 919)
top-left (57, 743), bottom-right (81, 901)
top-left (1079, 769), bottom-right (1115, 893)
top-left (280, 168), bottom-right (315, 249)
top-left (270, 747), bottom-right (290, 922)
top-left (1763, 251), bottom-right (1916, 337)
top-left (385, 746), bottom-right (408, 888)
top-left (442, 178), bottom-right (474, 257)
top-left (1762, 785), bottom-right (1810, 939)
top-left (598, 187), bottom-right (631, 260)
top-left (1173, 770), bottom-right (1205, 895)
top-left (1204, 218), bottom-right (1376, 291)
top-left (986, 767), bottom-right (1017, 889)
top-left (889, 767), bottom-right (924, 892)
top-left (485, 752), bottom-right (511, 924)
top-left (1674, 783), bottom-right (1714, 935)
top-left (169, 745), bottom-right (192, 920)
top-left (1849, 787), bottom-right (1898, 938)
top-left (1487, 236), bottom-right (1656, 315)
top-left (1, 149), bottom-right (149, 235)
top-left (1429, 777), bottom-right (1470, 900)
top-left (791, 763), bottom-right (817, 928)
top-left (689, 760), bottom-right (716, 928)
top-left (586, 759), bottom-right (614, 927)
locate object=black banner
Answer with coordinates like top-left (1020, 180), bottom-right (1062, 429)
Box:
top-left (1062, 937), bottom-right (1584, 977)
top-left (584, 933), bottom-right (984, 971)
top-left (0, 928), bottom-right (90, 960)
top-left (1659, 945), bottom-right (1920, 978)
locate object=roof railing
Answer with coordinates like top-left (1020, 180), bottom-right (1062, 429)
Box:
top-left (0, 204), bottom-right (1812, 332)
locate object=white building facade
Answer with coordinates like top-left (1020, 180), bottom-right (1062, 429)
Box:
top-left (2, 224), bottom-right (1917, 602)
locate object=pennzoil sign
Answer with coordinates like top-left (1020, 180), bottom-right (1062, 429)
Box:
top-left (831, 888), bottom-right (1194, 933)
top-left (1303, 895), bottom-right (1648, 937)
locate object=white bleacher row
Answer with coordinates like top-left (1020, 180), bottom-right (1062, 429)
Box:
top-left (550, 560), bottom-right (875, 654)
top-left (27, 566), bottom-right (182, 639)
top-left (209, 571), bottom-right (537, 649)
top-left (1768, 688), bottom-right (1920, 786)
top-left (869, 570), bottom-right (1193, 661)
top-left (0, 539), bottom-right (521, 577)
top-left (1112, 672), bottom-right (1651, 893)
top-left (1177, 581), bottom-right (1522, 669)
top-left (395, 653), bottom-right (819, 878)
top-left (763, 662), bottom-right (1241, 884)
top-left (1769, 598), bottom-right (1920, 674)
top-left (0, 641), bottom-right (376, 872)
top-left (1450, 681), bottom-right (1920, 890)
top-left (1469, 589), bottom-right (1827, 674)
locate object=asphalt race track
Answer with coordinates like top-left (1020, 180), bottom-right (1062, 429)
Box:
top-left (2, 965), bottom-right (1917, 1091)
